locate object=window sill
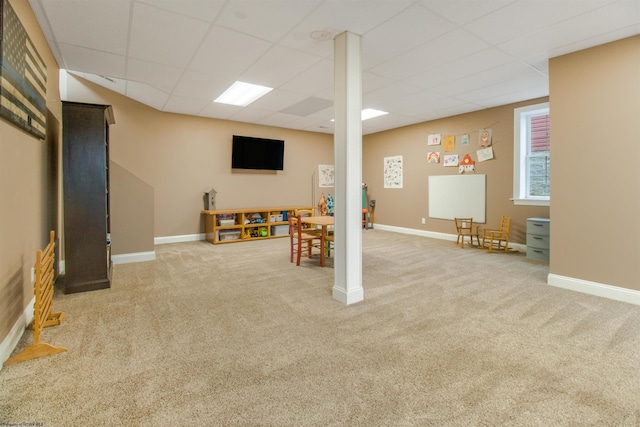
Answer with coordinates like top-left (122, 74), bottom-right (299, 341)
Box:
top-left (511, 198), bottom-right (550, 207)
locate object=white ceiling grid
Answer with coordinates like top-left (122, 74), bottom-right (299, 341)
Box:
top-left (28, 0), bottom-right (640, 135)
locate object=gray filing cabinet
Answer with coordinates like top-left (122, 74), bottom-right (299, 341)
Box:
top-left (526, 218), bottom-right (550, 262)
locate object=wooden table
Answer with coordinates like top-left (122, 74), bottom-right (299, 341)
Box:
top-left (300, 216), bottom-right (334, 266)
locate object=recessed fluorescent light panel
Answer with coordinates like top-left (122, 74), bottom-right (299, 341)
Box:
top-left (330, 108), bottom-right (389, 122)
top-left (214, 81), bottom-right (273, 107)
top-left (361, 108), bottom-right (388, 121)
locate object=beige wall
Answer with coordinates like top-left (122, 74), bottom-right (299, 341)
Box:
top-left (68, 73), bottom-right (552, 252)
top-left (110, 161), bottom-right (154, 255)
top-left (363, 100), bottom-right (551, 243)
top-left (63, 75), bottom-right (335, 244)
top-left (549, 35), bottom-right (640, 292)
top-left (0, 0), bottom-right (61, 346)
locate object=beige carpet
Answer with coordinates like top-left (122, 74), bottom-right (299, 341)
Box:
top-left (2, 230), bottom-right (639, 426)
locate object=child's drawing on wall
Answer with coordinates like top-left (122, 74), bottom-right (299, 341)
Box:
top-left (427, 151), bottom-right (440, 163)
top-left (443, 135), bottom-right (455, 152)
top-left (459, 154), bottom-right (475, 174)
top-left (318, 164), bottom-right (334, 187)
top-left (478, 128), bottom-right (492, 147)
top-left (384, 155), bottom-right (403, 188)
top-left (477, 146), bottom-right (494, 162)
top-left (443, 154), bottom-right (459, 167)
top-left (428, 133), bottom-right (441, 146)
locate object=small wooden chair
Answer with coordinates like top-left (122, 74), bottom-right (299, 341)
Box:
top-left (294, 209), bottom-right (321, 236)
top-left (454, 218), bottom-right (480, 247)
top-left (325, 226), bottom-right (334, 257)
top-left (481, 216), bottom-right (511, 252)
top-left (289, 214), bottom-right (325, 266)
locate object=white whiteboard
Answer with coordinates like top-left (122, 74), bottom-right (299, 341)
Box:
top-left (428, 174), bottom-right (486, 223)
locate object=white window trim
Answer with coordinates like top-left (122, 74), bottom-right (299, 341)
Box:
top-left (513, 102), bottom-right (550, 207)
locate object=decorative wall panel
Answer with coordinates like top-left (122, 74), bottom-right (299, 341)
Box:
top-left (0, 0), bottom-right (47, 139)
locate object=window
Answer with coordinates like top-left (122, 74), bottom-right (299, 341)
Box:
top-left (513, 102), bottom-right (550, 206)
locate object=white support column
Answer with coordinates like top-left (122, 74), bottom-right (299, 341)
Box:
top-left (332, 31), bottom-right (364, 305)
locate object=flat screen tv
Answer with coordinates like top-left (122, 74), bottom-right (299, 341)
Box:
top-left (232, 135), bottom-right (284, 171)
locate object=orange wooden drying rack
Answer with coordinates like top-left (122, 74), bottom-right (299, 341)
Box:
top-left (4, 231), bottom-right (65, 366)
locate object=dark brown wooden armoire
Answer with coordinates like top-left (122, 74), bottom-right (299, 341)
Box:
top-left (62, 101), bottom-right (114, 294)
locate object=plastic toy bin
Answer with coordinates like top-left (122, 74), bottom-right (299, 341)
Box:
top-left (218, 230), bottom-right (241, 241)
top-left (217, 214), bottom-right (236, 226)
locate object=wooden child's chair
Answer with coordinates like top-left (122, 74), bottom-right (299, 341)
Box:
top-left (289, 214), bottom-right (325, 266)
top-left (481, 216), bottom-right (511, 252)
top-left (454, 218), bottom-right (480, 247)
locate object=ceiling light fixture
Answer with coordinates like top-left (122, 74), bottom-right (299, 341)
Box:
top-left (361, 109), bottom-right (388, 120)
top-left (330, 109), bottom-right (389, 122)
top-left (214, 81), bottom-right (273, 107)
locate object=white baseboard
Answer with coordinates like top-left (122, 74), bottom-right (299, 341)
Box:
top-left (548, 273), bottom-right (640, 306)
top-left (0, 297), bottom-right (35, 370)
top-left (154, 233), bottom-right (205, 245)
top-left (373, 223), bottom-right (456, 241)
top-left (112, 251), bottom-right (156, 264)
top-left (372, 223), bottom-right (527, 253)
top-left (333, 285), bottom-right (364, 305)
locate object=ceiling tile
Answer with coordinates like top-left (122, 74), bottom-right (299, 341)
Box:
top-left (126, 58), bottom-right (183, 90)
top-left (548, 23), bottom-right (640, 59)
top-left (499, 1), bottom-right (640, 59)
top-left (163, 95), bottom-right (210, 116)
top-left (229, 107), bottom-right (274, 124)
top-left (188, 26), bottom-right (273, 76)
top-left (217, 0), bottom-right (320, 43)
top-left (249, 89), bottom-right (308, 112)
top-left (279, 97), bottom-right (333, 116)
top-left (365, 81), bottom-right (426, 108)
top-left (125, 81), bottom-right (170, 110)
top-left (405, 48), bottom-right (516, 90)
top-left (362, 72), bottom-right (395, 94)
top-left (256, 112), bottom-right (301, 128)
top-left (389, 91), bottom-right (459, 117)
top-left (137, 0), bottom-right (223, 22)
top-left (198, 101), bottom-right (243, 121)
top-left (370, 29), bottom-right (490, 80)
top-left (285, 114), bottom-right (333, 132)
top-left (281, 0), bottom-right (414, 59)
top-left (67, 71), bottom-right (127, 96)
top-left (129, 2), bottom-right (210, 68)
top-left (279, 59), bottom-right (334, 97)
top-left (464, 0), bottom-right (622, 46)
top-left (172, 70), bottom-right (234, 101)
top-left (362, 115), bottom-right (418, 134)
top-left (433, 61), bottom-right (536, 97)
top-left (362, 3), bottom-right (456, 69)
top-left (419, 0), bottom-right (515, 26)
top-left (240, 45), bottom-right (324, 88)
top-left (39, 0), bottom-right (130, 55)
top-left (458, 71), bottom-right (548, 103)
top-left (60, 44), bottom-right (126, 78)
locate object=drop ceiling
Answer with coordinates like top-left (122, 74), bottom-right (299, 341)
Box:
top-left (29, 0), bottom-right (640, 135)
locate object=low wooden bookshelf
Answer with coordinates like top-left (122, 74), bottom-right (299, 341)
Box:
top-left (201, 206), bottom-right (313, 244)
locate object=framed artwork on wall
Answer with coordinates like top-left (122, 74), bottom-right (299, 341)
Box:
top-left (443, 154), bottom-right (459, 167)
top-left (384, 155), bottom-right (403, 188)
top-left (0, 0), bottom-right (47, 139)
top-left (318, 164), bottom-right (334, 188)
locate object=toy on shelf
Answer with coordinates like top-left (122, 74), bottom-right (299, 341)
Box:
top-left (318, 193), bottom-right (327, 216)
top-left (326, 193), bottom-right (334, 216)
